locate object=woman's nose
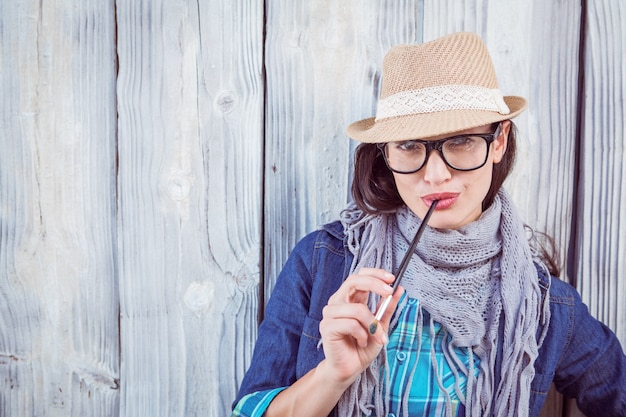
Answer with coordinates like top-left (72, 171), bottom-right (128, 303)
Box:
top-left (422, 151), bottom-right (452, 185)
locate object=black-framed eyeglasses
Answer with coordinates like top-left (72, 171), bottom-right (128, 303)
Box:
top-left (377, 124), bottom-right (501, 174)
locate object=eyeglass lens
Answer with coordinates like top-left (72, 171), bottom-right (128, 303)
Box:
top-left (383, 134), bottom-right (492, 173)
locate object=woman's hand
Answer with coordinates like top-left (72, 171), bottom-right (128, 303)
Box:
top-left (265, 268), bottom-right (403, 417)
top-left (318, 267), bottom-right (404, 386)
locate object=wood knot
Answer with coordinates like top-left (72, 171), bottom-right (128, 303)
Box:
top-left (215, 91), bottom-right (236, 114)
top-left (166, 175), bottom-right (193, 201)
top-left (184, 281), bottom-right (214, 314)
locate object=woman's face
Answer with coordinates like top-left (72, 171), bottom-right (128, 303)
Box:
top-left (392, 121), bottom-right (510, 230)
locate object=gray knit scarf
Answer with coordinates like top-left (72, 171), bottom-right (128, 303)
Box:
top-left (337, 190), bottom-right (551, 417)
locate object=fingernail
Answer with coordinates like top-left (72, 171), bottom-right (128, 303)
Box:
top-left (382, 333), bottom-right (389, 345)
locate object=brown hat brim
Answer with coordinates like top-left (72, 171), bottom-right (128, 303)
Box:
top-left (347, 96), bottom-right (527, 143)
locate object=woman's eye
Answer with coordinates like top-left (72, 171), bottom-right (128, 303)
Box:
top-left (447, 136), bottom-right (478, 150)
top-left (397, 141), bottom-right (423, 152)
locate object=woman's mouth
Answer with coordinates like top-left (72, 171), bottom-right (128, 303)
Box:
top-left (422, 193), bottom-right (459, 210)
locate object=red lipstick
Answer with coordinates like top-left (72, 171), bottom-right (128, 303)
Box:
top-left (422, 192), bottom-right (459, 209)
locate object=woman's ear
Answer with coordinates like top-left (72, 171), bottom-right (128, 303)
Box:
top-left (492, 120), bottom-right (511, 164)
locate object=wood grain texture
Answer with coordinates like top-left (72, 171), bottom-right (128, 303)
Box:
top-left (263, 0), bottom-right (424, 303)
top-left (576, 0), bottom-right (625, 344)
top-left (0, 1), bottom-right (119, 416)
top-left (115, 0), bottom-right (264, 416)
top-left (565, 2), bottom-right (626, 416)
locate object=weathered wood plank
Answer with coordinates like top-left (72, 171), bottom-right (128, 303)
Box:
top-left (576, 0), bottom-right (626, 346)
top-left (565, 3), bottom-right (626, 416)
top-left (263, 0), bottom-right (425, 302)
top-left (0, 1), bottom-right (119, 416)
top-left (115, 0), bottom-right (264, 416)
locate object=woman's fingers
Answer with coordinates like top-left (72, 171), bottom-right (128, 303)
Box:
top-left (321, 302), bottom-right (375, 339)
top-left (319, 267), bottom-right (403, 377)
top-left (320, 303), bottom-right (388, 377)
top-left (327, 268), bottom-right (395, 305)
top-left (323, 280), bottom-right (404, 348)
top-left (320, 314), bottom-right (370, 348)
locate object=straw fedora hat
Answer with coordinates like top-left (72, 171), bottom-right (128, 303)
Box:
top-left (347, 32), bottom-right (527, 143)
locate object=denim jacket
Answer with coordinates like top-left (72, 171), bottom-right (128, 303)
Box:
top-left (235, 221), bottom-right (626, 416)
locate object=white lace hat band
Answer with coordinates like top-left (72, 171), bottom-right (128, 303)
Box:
top-left (375, 85), bottom-right (511, 122)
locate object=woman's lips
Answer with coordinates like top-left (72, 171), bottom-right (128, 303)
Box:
top-left (422, 193), bottom-right (459, 209)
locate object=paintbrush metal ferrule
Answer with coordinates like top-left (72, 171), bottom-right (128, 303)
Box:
top-left (368, 200), bottom-right (439, 335)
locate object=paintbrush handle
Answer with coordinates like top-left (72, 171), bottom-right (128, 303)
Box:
top-left (391, 200), bottom-right (438, 291)
top-left (368, 200), bottom-right (439, 334)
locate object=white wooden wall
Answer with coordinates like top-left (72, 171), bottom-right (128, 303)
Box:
top-left (1, 1), bottom-right (624, 416)
top-left (1, 1), bottom-right (119, 416)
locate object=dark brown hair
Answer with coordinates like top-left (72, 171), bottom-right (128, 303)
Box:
top-left (350, 122), bottom-right (561, 276)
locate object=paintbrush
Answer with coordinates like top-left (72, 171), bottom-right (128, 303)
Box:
top-left (368, 200), bottom-right (439, 335)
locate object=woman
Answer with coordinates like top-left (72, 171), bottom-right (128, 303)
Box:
top-left (231, 32), bottom-right (626, 417)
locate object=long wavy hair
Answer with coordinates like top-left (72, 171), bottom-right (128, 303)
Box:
top-left (350, 122), bottom-right (561, 276)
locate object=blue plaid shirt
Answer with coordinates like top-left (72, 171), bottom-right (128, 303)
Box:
top-left (232, 295), bottom-right (477, 417)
